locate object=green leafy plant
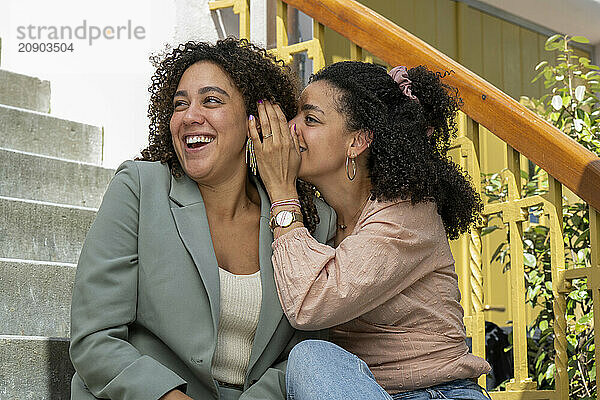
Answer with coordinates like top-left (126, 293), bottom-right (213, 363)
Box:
top-left (483, 34), bottom-right (599, 398)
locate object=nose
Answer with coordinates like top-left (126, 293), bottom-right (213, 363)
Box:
top-left (182, 102), bottom-right (206, 125)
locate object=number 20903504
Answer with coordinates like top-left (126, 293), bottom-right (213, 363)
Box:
top-left (18, 42), bottom-right (74, 52)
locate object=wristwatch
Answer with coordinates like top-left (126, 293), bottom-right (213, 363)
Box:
top-left (269, 210), bottom-right (303, 231)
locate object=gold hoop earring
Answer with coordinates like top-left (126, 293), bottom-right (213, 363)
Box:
top-left (246, 138), bottom-right (257, 175)
top-left (346, 156), bottom-right (357, 181)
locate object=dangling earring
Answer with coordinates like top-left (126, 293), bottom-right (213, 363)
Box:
top-left (246, 138), bottom-right (257, 175)
top-left (346, 156), bottom-right (357, 181)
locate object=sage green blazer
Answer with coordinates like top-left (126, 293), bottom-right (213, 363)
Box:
top-left (69, 160), bottom-right (336, 400)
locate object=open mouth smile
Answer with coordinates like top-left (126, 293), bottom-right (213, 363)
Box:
top-left (184, 134), bottom-right (215, 150)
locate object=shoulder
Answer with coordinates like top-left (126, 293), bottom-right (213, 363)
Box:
top-left (360, 198), bottom-right (443, 234)
top-left (117, 160), bottom-right (170, 179)
top-left (113, 160), bottom-right (171, 187)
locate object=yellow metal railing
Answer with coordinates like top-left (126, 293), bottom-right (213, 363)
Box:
top-left (452, 116), bottom-right (571, 398)
top-left (211, 1), bottom-right (600, 398)
top-left (208, 0), bottom-right (324, 72)
top-left (209, 0), bottom-right (250, 39)
top-left (274, 1), bottom-right (325, 71)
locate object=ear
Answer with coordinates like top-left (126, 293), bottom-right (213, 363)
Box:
top-left (347, 130), bottom-right (373, 158)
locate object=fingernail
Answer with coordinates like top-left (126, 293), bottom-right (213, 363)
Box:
top-left (258, 99), bottom-right (263, 104)
top-left (249, 114), bottom-right (254, 121)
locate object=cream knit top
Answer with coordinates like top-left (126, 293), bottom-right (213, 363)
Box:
top-left (211, 267), bottom-right (262, 386)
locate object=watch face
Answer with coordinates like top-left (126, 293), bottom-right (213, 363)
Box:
top-left (276, 210), bottom-right (294, 227)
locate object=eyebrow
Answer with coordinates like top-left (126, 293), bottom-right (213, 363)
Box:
top-left (300, 103), bottom-right (324, 114)
top-left (173, 86), bottom-right (230, 99)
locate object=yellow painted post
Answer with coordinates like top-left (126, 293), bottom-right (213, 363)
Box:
top-left (311, 19), bottom-right (325, 72)
top-left (545, 198), bottom-right (568, 400)
top-left (464, 117), bottom-right (486, 389)
top-left (506, 145), bottom-right (522, 195)
top-left (232, 0), bottom-right (250, 40)
top-left (589, 206), bottom-right (600, 398)
top-left (272, 1), bottom-right (324, 72)
top-left (350, 43), bottom-right (363, 61)
top-left (276, 0), bottom-right (289, 49)
top-left (455, 114), bottom-right (473, 316)
top-left (451, 114), bottom-right (487, 388)
top-left (547, 175), bottom-right (563, 228)
top-left (208, 0), bottom-right (249, 40)
top-left (504, 147), bottom-right (536, 391)
top-left (500, 168), bottom-right (536, 391)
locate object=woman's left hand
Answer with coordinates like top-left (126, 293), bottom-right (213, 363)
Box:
top-left (248, 100), bottom-right (301, 201)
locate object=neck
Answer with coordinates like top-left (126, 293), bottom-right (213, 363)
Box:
top-left (314, 173), bottom-right (372, 230)
top-left (197, 166), bottom-right (260, 220)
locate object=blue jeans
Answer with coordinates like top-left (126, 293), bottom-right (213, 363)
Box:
top-left (286, 340), bottom-right (490, 400)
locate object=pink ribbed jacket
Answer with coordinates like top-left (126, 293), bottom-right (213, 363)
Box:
top-left (272, 198), bottom-right (490, 393)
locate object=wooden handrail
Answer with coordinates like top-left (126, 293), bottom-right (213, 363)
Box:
top-left (284, 0), bottom-right (600, 211)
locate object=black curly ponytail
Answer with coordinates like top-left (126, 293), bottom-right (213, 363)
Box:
top-left (310, 61), bottom-right (482, 239)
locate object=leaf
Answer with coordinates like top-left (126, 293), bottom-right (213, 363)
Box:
top-left (482, 226), bottom-right (500, 236)
top-left (545, 35), bottom-right (563, 50)
top-left (573, 228), bottom-right (590, 247)
top-left (578, 313), bottom-right (592, 325)
top-left (535, 61), bottom-right (548, 71)
top-left (490, 242), bottom-right (506, 262)
top-left (539, 319), bottom-right (549, 331)
top-left (575, 85), bottom-right (586, 102)
top-left (545, 363), bottom-right (556, 380)
top-left (524, 253), bottom-right (536, 268)
top-left (571, 35), bottom-right (590, 44)
top-left (551, 95), bottom-right (563, 110)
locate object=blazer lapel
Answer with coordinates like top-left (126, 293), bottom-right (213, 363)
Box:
top-left (169, 173), bottom-right (220, 334)
top-left (169, 173), bottom-right (285, 370)
top-left (247, 176), bottom-right (284, 373)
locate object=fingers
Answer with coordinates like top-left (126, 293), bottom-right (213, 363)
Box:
top-left (258, 100), bottom-right (291, 147)
top-left (290, 123), bottom-right (301, 155)
top-left (257, 100), bottom-right (278, 143)
top-left (272, 104), bottom-right (292, 147)
top-left (248, 114), bottom-right (262, 157)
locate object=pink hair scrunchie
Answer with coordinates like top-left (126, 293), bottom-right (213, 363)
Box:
top-left (388, 65), bottom-right (419, 103)
top-left (389, 65), bottom-right (434, 137)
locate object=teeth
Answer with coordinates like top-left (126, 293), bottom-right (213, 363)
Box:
top-left (186, 135), bottom-right (214, 144)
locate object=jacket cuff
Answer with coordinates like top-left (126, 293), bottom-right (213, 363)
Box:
top-left (98, 355), bottom-right (187, 400)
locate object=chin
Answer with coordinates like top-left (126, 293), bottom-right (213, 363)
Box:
top-left (181, 162), bottom-right (211, 182)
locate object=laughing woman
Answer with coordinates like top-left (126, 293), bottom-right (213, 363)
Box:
top-left (249, 61), bottom-right (491, 399)
top-left (69, 38), bottom-right (335, 400)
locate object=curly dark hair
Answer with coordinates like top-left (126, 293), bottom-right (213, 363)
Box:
top-left (309, 61), bottom-right (482, 239)
top-left (138, 37), bottom-right (319, 232)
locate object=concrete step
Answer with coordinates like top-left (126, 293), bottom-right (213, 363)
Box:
top-left (0, 196), bottom-right (96, 264)
top-left (0, 148), bottom-right (114, 208)
top-left (0, 104), bottom-right (102, 164)
top-left (0, 69), bottom-right (51, 113)
top-left (0, 69), bottom-right (50, 113)
top-left (0, 258), bottom-right (75, 337)
top-left (0, 335), bottom-right (73, 400)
